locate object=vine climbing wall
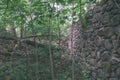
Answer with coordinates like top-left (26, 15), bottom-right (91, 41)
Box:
top-left (69, 0), bottom-right (120, 80)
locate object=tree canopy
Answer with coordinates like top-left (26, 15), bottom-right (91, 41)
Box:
top-left (0, 0), bottom-right (98, 39)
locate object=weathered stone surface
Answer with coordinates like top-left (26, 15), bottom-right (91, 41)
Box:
top-left (97, 51), bottom-right (101, 59)
top-left (96, 61), bottom-right (101, 68)
top-left (101, 51), bottom-right (110, 61)
top-left (111, 57), bottom-right (119, 65)
top-left (91, 52), bottom-right (96, 58)
top-left (105, 4), bottom-right (113, 11)
top-left (110, 72), bottom-right (116, 77)
top-left (102, 12), bottom-right (110, 25)
top-left (91, 72), bottom-right (97, 79)
top-left (93, 6), bottom-right (102, 13)
top-left (116, 0), bottom-right (120, 3)
top-left (74, 55), bottom-right (80, 63)
top-left (116, 68), bottom-right (120, 77)
top-left (104, 27), bottom-right (114, 38)
top-left (114, 26), bottom-right (120, 34)
top-left (109, 78), bottom-right (118, 80)
top-left (89, 58), bottom-right (96, 66)
top-left (110, 9), bottom-right (120, 15)
top-left (95, 36), bottom-right (102, 47)
top-left (105, 0), bottom-right (114, 11)
top-left (67, 0), bottom-right (120, 79)
top-left (117, 48), bottom-right (120, 54)
top-left (97, 27), bottom-right (114, 38)
top-left (111, 35), bottom-right (117, 40)
top-left (113, 40), bottom-right (118, 48)
top-left (104, 40), bottom-right (112, 50)
top-left (97, 28), bottom-right (104, 36)
top-left (92, 13), bottom-right (102, 23)
top-left (97, 69), bottom-right (105, 78)
top-left (110, 15), bottom-right (120, 26)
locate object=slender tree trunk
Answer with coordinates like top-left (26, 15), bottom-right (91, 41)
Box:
top-left (48, 1), bottom-right (55, 80)
top-left (11, 21), bottom-right (17, 38)
top-left (71, 1), bottom-right (75, 80)
top-left (20, 25), bottom-right (23, 38)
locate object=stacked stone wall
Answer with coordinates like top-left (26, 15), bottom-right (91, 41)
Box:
top-left (77, 0), bottom-right (120, 79)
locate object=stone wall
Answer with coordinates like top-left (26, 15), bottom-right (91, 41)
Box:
top-left (77, 0), bottom-right (120, 80)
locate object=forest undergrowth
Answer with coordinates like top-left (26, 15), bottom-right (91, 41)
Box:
top-left (0, 38), bottom-right (90, 80)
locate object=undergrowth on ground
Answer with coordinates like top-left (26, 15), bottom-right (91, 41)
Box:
top-left (0, 45), bottom-right (91, 80)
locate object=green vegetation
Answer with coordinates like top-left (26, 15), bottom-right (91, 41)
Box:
top-left (0, 0), bottom-right (99, 80)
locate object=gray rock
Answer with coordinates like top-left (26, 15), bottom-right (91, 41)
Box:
top-left (114, 26), bottom-right (120, 35)
top-left (101, 62), bottom-right (111, 78)
top-left (97, 27), bottom-right (114, 38)
top-left (91, 52), bottom-right (96, 58)
top-left (104, 27), bottom-right (114, 39)
top-left (94, 6), bottom-right (102, 13)
top-left (99, 47), bottom-right (106, 53)
top-left (111, 35), bottom-right (117, 41)
top-left (102, 12), bottom-right (110, 25)
top-left (95, 36), bottom-right (102, 47)
top-left (109, 78), bottom-right (118, 80)
top-left (91, 72), bottom-right (97, 79)
top-left (89, 58), bottom-right (96, 66)
top-left (117, 48), bottom-right (120, 55)
top-left (113, 53), bottom-right (120, 58)
top-left (110, 9), bottom-right (120, 15)
top-left (105, 0), bottom-right (114, 11)
top-left (97, 28), bottom-right (104, 36)
top-left (105, 5), bottom-right (113, 11)
top-left (97, 69), bottom-right (105, 78)
top-left (111, 58), bottom-right (119, 65)
top-left (101, 51), bottom-right (110, 61)
top-left (116, 0), bottom-right (120, 3)
top-left (110, 15), bottom-right (120, 26)
top-left (104, 40), bottom-right (112, 50)
top-left (111, 72), bottom-right (116, 77)
top-left (97, 51), bottom-right (101, 59)
top-left (116, 68), bottom-right (120, 78)
top-left (92, 13), bottom-right (102, 23)
top-left (74, 55), bottom-right (80, 63)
